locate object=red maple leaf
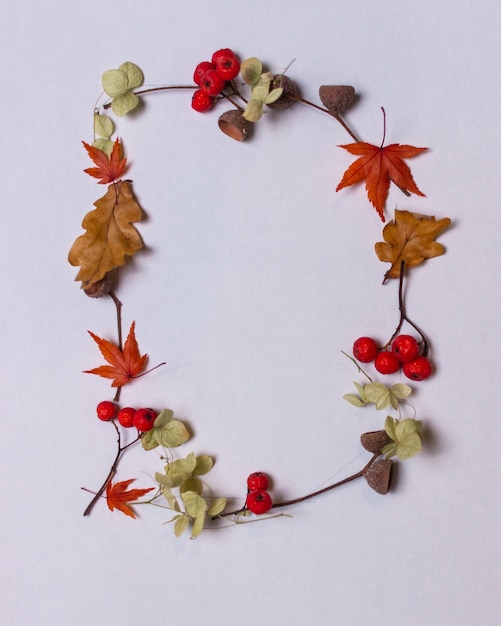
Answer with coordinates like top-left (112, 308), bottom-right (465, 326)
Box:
top-left (84, 321), bottom-right (148, 387)
top-left (336, 141), bottom-right (428, 222)
top-left (106, 479), bottom-right (155, 519)
top-left (83, 138), bottom-right (127, 184)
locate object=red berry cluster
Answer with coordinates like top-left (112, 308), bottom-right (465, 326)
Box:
top-left (245, 472), bottom-right (273, 514)
top-left (352, 335), bottom-right (432, 381)
top-left (96, 401), bottom-right (158, 432)
top-left (191, 48), bottom-right (240, 112)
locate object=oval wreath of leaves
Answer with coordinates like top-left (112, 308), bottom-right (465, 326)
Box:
top-left (70, 53), bottom-right (451, 538)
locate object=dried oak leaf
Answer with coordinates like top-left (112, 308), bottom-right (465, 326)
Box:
top-left (83, 138), bottom-right (127, 184)
top-left (106, 479), bottom-right (154, 519)
top-left (336, 141), bottom-right (428, 221)
top-left (84, 321), bottom-right (148, 388)
top-left (68, 179), bottom-right (144, 288)
top-left (375, 209), bottom-right (451, 281)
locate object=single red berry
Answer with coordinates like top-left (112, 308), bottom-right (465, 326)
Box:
top-left (353, 337), bottom-right (378, 363)
top-left (133, 408), bottom-right (158, 432)
top-left (391, 334), bottom-right (420, 363)
top-left (211, 48), bottom-right (240, 81)
top-left (96, 400), bottom-right (117, 421)
top-left (191, 89), bottom-right (214, 112)
top-left (117, 406), bottom-right (136, 428)
top-left (245, 490), bottom-right (273, 515)
top-left (193, 61), bottom-right (215, 85)
top-left (374, 351), bottom-right (401, 375)
top-left (247, 472), bottom-right (270, 492)
top-left (403, 356), bottom-right (432, 381)
top-left (199, 69), bottom-right (225, 96)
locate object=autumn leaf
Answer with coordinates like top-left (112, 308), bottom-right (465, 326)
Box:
top-left (68, 179), bottom-right (144, 288)
top-left (83, 138), bottom-right (127, 184)
top-left (84, 321), bottom-right (148, 387)
top-left (375, 209), bottom-right (451, 281)
top-left (336, 141), bottom-right (428, 221)
top-left (106, 478), bottom-right (154, 519)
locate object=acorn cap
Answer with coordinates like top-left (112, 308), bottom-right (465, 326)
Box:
top-left (360, 430), bottom-right (393, 454)
top-left (218, 110), bottom-right (252, 141)
top-left (364, 459), bottom-right (393, 495)
top-left (84, 272), bottom-right (113, 298)
top-left (267, 74), bottom-right (299, 110)
top-left (319, 85), bottom-right (355, 113)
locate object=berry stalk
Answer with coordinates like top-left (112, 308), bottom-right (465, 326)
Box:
top-left (385, 261), bottom-right (429, 355)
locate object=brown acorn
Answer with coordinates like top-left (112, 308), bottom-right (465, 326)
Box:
top-left (360, 430), bottom-right (393, 454)
top-left (84, 273), bottom-right (113, 298)
top-left (318, 85), bottom-right (355, 113)
top-left (267, 74), bottom-right (299, 110)
top-left (364, 459), bottom-right (393, 495)
top-left (218, 110), bottom-right (252, 142)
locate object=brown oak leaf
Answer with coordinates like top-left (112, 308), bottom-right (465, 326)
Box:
top-left (68, 180), bottom-right (144, 288)
top-left (375, 209), bottom-right (451, 281)
top-left (106, 479), bottom-right (154, 519)
top-left (84, 321), bottom-right (148, 388)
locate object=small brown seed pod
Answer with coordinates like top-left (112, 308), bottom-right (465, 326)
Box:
top-left (267, 75), bottom-right (299, 110)
top-left (318, 85), bottom-right (355, 113)
top-left (363, 458), bottom-right (393, 495)
top-left (218, 110), bottom-right (252, 142)
top-left (84, 273), bottom-right (113, 298)
top-left (360, 430), bottom-right (393, 454)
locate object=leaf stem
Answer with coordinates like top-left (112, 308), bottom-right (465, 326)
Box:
top-left (83, 421), bottom-right (140, 516)
top-left (109, 290), bottom-right (123, 402)
top-left (341, 351), bottom-right (373, 382)
top-left (103, 85), bottom-right (197, 109)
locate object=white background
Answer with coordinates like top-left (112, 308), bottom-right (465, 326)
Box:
top-left (1, 1), bottom-right (500, 624)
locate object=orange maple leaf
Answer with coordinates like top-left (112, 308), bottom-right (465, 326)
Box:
top-left (336, 141), bottom-right (428, 221)
top-left (106, 479), bottom-right (155, 519)
top-left (84, 321), bottom-right (148, 387)
top-left (83, 138), bottom-right (127, 184)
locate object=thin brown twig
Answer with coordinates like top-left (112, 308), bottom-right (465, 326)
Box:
top-left (217, 453), bottom-right (378, 519)
top-left (83, 421), bottom-right (141, 516)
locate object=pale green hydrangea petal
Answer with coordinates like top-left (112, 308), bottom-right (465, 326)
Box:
top-left (240, 57), bottom-right (262, 84)
top-left (111, 91), bottom-right (140, 117)
top-left (265, 87), bottom-right (284, 104)
top-left (94, 113), bottom-right (114, 139)
top-left (243, 99), bottom-right (265, 122)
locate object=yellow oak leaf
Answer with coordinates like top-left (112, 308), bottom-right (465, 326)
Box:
top-left (68, 180), bottom-right (144, 288)
top-left (375, 209), bottom-right (451, 281)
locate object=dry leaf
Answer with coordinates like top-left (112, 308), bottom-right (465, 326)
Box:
top-left (84, 321), bottom-right (148, 388)
top-left (68, 180), bottom-right (144, 288)
top-left (106, 479), bottom-right (154, 519)
top-left (83, 138), bottom-right (127, 184)
top-left (336, 142), bottom-right (428, 221)
top-left (375, 209), bottom-right (451, 280)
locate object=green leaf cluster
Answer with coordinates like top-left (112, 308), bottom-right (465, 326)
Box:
top-left (240, 58), bottom-right (283, 122)
top-left (141, 409), bottom-right (190, 451)
top-left (102, 61), bottom-right (144, 116)
top-left (92, 113), bottom-right (115, 156)
top-left (344, 381), bottom-right (412, 410)
top-left (156, 452), bottom-right (226, 539)
top-left (382, 416), bottom-right (423, 460)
